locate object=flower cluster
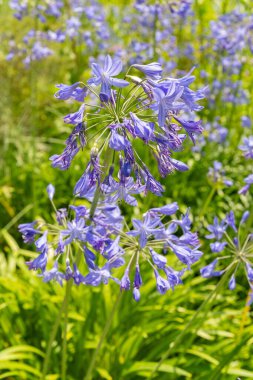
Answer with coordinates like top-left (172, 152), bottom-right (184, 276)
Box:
top-left (200, 211), bottom-right (253, 304)
top-left (51, 56), bottom-right (206, 202)
top-left (238, 135), bottom-right (253, 195)
top-left (19, 57), bottom-right (206, 298)
top-left (19, 186), bottom-right (202, 300)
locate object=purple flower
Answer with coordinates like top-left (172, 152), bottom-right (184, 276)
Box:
top-left (133, 287), bottom-right (141, 301)
top-left (133, 263), bottom-right (142, 289)
top-left (121, 268), bottom-right (131, 290)
top-left (64, 104), bottom-right (85, 125)
top-left (42, 262), bottom-right (65, 286)
top-left (174, 116), bottom-right (203, 144)
top-left (226, 211), bottom-right (237, 232)
top-left (61, 219), bottom-right (87, 245)
top-left (246, 263), bottom-right (253, 282)
top-left (173, 209), bottom-right (191, 233)
top-left (239, 174), bottom-right (253, 195)
top-left (88, 55), bottom-right (128, 100)
top-left (132, 62), bottom-right (162, 79)
top-left (141, 167), bottom-right (164, 196)
top-left (26, 251), bottom-right (47, 272)
top-left (150, 248), bottom-right (167, 269)
top-left (210, 241), bottom-right (227, 253)
top-left (72, 264), bottom-right (86, 285)
top-left (154, 269), bottom-right (170, 294)
top-left (128, 213), bottom-right (162, 248)
top-left (241, 116), bottom-right (251, 128)
top-left (18, 221), bottom-right (40, 243)
top-left (200, 259), bottom-right (219, 278)
top-left (151, 84), bottom-right (184, 127)
top-left (55, 82), bottom-right (87, 102)
top-left (149, 202), bottom-right (178, 215)
top-left (239, 136), bottom-right (253, 159)
top-left (241, 211), bottom-right (250, 224)
top-left (128, 113), bottom-right (154, 142)
top-left (35, 232), bottom-right (48, 253)
top-left (47, 184), bottom-right (55, 201)
top-left (206, 217), bottom-right (227, 240)
top-left (163, 267), bottom-right (184, 290)
top-left (228, 274), bottom-right (236, 290)
top-left (109, 130), bottom-right (131, 151)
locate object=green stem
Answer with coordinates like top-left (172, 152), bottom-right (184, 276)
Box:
top-left (41, 281), bottom-right (71, 380)
top-left (199, 186), bottom-right (216, 219)
top-left (41, 251), bottom-right (82, 379)
top-left (152, 2), bottom-right (159, 60)
top-left (149, 264), bottom-right (236, 379)
top-left (83, 292), bottom-right (122, 380)
top-left (61, 280), bottom-right (72, 380)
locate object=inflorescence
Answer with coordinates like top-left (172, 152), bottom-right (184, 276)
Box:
top-left (19, 56), bottom-right (207, 299)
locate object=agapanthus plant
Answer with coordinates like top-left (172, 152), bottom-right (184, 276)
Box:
top-left (51, 55), bottom-right (206, 203)
top-left (19, 186), bottom-right (202, 301)
top-left (200, 210), bottom-right (253, 304)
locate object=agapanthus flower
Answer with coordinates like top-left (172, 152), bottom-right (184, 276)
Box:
top-left (88, 55), bottom-right (129, 100)
top-left (201, 210), bottom-right (253, 303)
top-left (51, 57), bottom-right (206, 200)
top-left (19, 187), bottom-right (202, 300)
top-left (132, 62), bottom-right (162, 79)
top-left (239, 174), bottom-right (253, 195)
top-left (207, 161), bottom-right (233, 187)
top-left (241, 116), bottom-right (251, 128)
top-left (239, 136), bottom-right (253, 159)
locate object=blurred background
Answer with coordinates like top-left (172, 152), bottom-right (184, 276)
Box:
top-left (0, 0), bottom-right (253, 379)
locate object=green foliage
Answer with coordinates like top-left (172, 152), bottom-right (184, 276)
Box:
top-left (1, 0), bottom-right (253, 379)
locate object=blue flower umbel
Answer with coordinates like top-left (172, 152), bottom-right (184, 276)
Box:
top-left (200, 211), bottom-right (253, 304)
top-left (19, 187), bottom-right (202, 300)
top-left (51, 56), bottom-right (206, 203)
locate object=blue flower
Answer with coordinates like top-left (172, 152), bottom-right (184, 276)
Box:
top-left (128, 213), bottom-right (162, 248)
top-left (109, 130), bottom-right (131, 151)
top-left (35, 232), bottom-right (48, 253)
top-left (149, 202), bottom-right (178, 216)
top-left (27, 251), bottom-right (47, 272)
top-left (132, 62), bottom-right (162, 79)
top-left (206, 217), bottom-right (227, 240)
top-left (61, 219), bottom-right (87, 246)
top-left (121, 268), bottom-right (131, 290)
top-left (229, 274), bottom-right (236, 290)
top-left (151, 84), bottom-right (184, 127)
top-left (18, 221), bottom-right (40, 243)
top-left (42, 263), bottom-right (65, 286)
top-left (88, 55), bottom-right (129, 100)
top-left (239, 136), bottom-right (253, 159)
top-left (55, 82), bottom-right (87, 102)
top-left (154, 269), bottom-right (170, 294)
top-left (150, 248), bottom-right (167, 269)
top-left (174, 116), bottom-right (203, 144)
top-left (47, 184), bottom-right (55, 201)
top-left (127, 113), bottom-right (155, 142)
top-left (241, 116), bottom-right (251, 128)
top-left (64, 104), bottom-right (85, 125)
top-left (239, 174), bottom-right (253, 195)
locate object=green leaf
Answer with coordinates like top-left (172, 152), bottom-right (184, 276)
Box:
top-left (123, 361), bottom-right (192, 378)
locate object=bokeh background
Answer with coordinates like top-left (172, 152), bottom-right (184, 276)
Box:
top-left (0, 0), bottom-right (253, 379)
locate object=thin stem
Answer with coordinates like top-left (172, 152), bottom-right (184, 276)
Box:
top-left (199, 186), bottom-right (216, 219)
top-left (41, 250), bottom-right (82, 379)
top-left (83, 292), bottom-right (122, 380)
top-left (61, 280), bottom-right (72, 380)
top-left (41, 281), bottom-right (72, 380)
top-left (148, 263), bottom-right (236, 379)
